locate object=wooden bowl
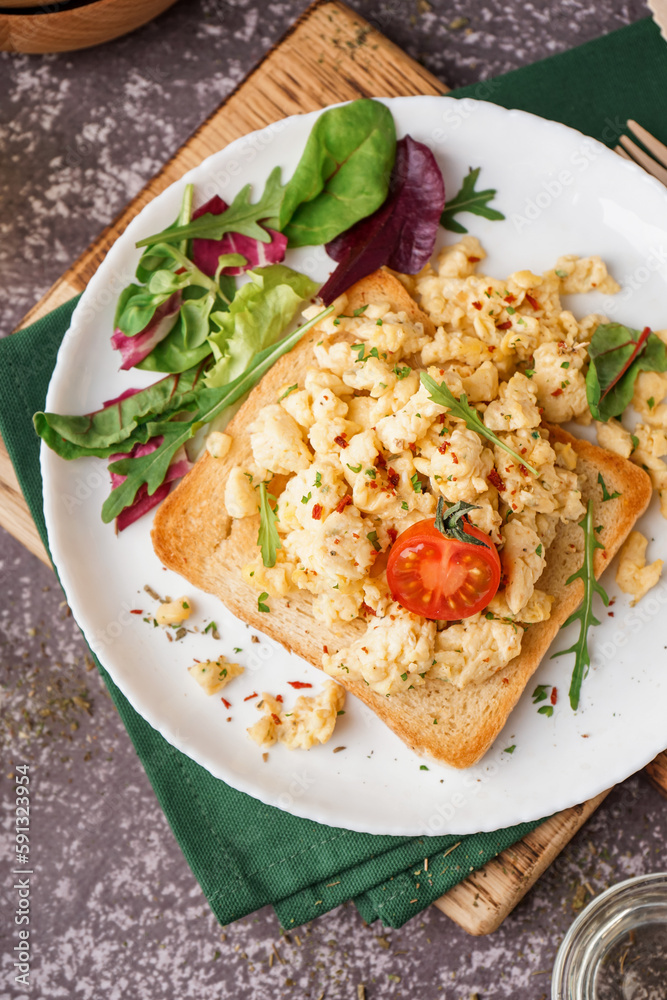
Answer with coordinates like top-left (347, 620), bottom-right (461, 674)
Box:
top-left (0, 0), bottom-right (180, 53)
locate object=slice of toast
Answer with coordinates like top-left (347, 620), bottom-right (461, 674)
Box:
top-left (152, 270), bottom-right (652, 768)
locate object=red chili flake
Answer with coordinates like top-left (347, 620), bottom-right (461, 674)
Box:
top-left (438, 413), bottom-right (447, 424)
top-left (271, 713), bottom-right (282, 726)
top-left (488, 468), bottom-right (506, 492)
top-left (451, 453), bottom-right (459, 465)
top-left (438, 441), bottom-right (449, 454)
top-left (221, 697), bottom-right (231, 709)
top-left (388, 468), bottom-right (400, 488)
top-left (520, 447), bottom-right (527, 454)
top-left (519, 464), bottom-right (528, 475)
top-left (496, 320), bottom-right (512, 330)
top-left (488, 345), bottom-right (496, 352)
top-left (608, 611), bottom-right (615, 617)
top-left (312, 503), bottom-right (323, 520)
top-left (502, 677), bottom-right (510, 685)
top-left (472, 300), bottom-right (483, 311)
top-left (499, 572), bottom-right (509, 589)
top-left (335, 495), bottom-right (353, 513)
top-left (323, 645), bottom-right (329, 654)
top-left (408, 443), bottom-right (417, 453)
top-left (550, 687), bottom-right (558, 706)
top-left (388, 527), bottom-right (398, 544)
top-left (288, 681), bottom-right (313, 689)
top-left (130, 609), bottom-right (143, 614)
top-left (334, 434), bottom-right (348, 448)
top-left (551, 388), bottom-right (564, 397)
top-left (468, 255), bottom-right (481, 263)
top-left (244, 692), bottom-right (258, 701)
top-left (504, 293), bottom-right (516, 303)
top-left (360, 602), bottom-right (376, 617)
top-left (525, 293), bottom-right (540, 311)
top-left (375, 452), bottom-right (387, 469)
top-left (369, 481), bottom-right (377, 489)
top-left (602, 551), bottom-right (608, 559)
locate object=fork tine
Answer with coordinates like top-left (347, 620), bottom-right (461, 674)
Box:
top-left (614, 145), bottom-right (633, 162)
top-left (627, 120), bottom-right (667, 170)
top-left (618, 134), bottom-right (667, 186)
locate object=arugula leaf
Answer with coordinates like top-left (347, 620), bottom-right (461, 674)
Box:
top-left (551, 499), bottom-right (610, 709)
top-left (257, 482), bottom-right (281, 567)
top-left (440, 167), bottom-right (505, 234)
top-left (585, 323), bottom-right (667, 422)
top-left (34, 363), bottom-right (210, 459)
top-left (205, 265), bottom-right (318, 388)
top-left (100, 305), bottom-right (334, 522)
top-left (136, 167), bottom-right (285, 248)
top-left (279, 99), bottom-right (397, 247)
top-left (420, 373), bottom-right (539, 475)
top-left (598, 472), bottom-right (621, 502)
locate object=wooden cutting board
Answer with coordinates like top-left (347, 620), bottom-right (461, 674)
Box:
top-left (2, 0), bottom-right (665, 935)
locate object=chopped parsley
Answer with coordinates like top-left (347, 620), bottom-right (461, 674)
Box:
top-left (410, 472), bottom-right (422, 493)
top-left (314, 472), bottom-right (322, 488)
top-left (257, 593), bottom-right (270, 613)
top-left (347, 462), bottom-right (362, 474)
top-left (366, 530), bottom-right (381, 552)
top-left (503, 745), bottom-right (516, 754)
top-left (393, 364), bottom-right (411, 380)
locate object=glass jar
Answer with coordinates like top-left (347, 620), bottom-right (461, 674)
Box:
top-left (552, 872), bottom-right (667, 999)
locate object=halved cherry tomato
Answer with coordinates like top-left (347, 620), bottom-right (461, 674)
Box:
top-left (387, 510), bottom-right (501, 620)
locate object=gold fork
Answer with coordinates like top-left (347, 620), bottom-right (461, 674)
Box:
top-left (615, 120), bottom-right (667, 186)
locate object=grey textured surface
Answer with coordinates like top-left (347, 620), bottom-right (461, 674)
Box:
top-left (1, 1), bottom-right (666, 997)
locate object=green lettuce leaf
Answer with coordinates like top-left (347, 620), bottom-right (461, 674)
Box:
top-left (204, 264), bottom-right (318, 388)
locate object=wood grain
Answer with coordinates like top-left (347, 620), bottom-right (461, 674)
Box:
top-left (0, 0), bottom-right (178, 54)
top-left (3, 0), bottom-right (664, 936)
top-left (434, 791), bottom-right (610, 934)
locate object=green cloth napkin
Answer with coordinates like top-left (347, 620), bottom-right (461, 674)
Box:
top-left (2, 14), bottom-right (665, 930)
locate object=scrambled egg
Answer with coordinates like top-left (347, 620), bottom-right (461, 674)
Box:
top-left (188, 657), bottom-right (244, 696)
top-left (616, 531), bottom-right (663, 605)
top-left (223, 240), bottom-right (630, 693)
top-left (247, 681), bottom-right (345, 750)
top-left (155, 597), bottom-right (192, 626)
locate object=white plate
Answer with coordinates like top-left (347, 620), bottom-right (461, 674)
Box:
top-left (42, 97), bottom-right (667, 836)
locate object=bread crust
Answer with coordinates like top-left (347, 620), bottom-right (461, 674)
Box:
top-left (152, 270), bottom-right (652, 768)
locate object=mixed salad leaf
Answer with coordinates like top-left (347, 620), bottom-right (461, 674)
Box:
top-left (35, 99), bottom-right (507, 536)
top-left (278, 99), bottom-right (397, 246)
top-left (319, 135), bottom-right (445, 305)
top-left (585, 322), bottom-right (667, 421)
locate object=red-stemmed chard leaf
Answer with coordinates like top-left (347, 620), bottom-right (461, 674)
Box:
top-left (318, 135), bottom-right (445, 305)
top-left (109, 437), bottom-right (192, 531)
top-left (191, 196), bottom-right (287, 277)
top-left (111, 292), bottom-right (181, 370)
